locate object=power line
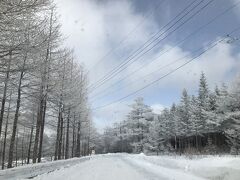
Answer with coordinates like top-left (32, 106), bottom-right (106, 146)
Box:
top-left (86, 0), bottom-right (165, 74)
top-left (91, 25), bottom-right (240, 110)
top-left (90, 46), bottom-right (203, 103)
top-left (88, 0), bottom-right (202, 90)
top-left (88, 0), bottom-right (213, 92)
top-left (89, 0), bottom-right (240, 101)
top-left (92, 42), bottom-right (216, 110)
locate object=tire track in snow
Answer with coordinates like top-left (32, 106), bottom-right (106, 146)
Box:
top-left (121, 154), bottom-right (205, 180)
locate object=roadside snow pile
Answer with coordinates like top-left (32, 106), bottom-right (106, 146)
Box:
top-left (0, 154), bottom-right (239, 180)
top-left (125, 154), bottom-right (240, 180)
top-left (0, 156), bottom-right (91, 180)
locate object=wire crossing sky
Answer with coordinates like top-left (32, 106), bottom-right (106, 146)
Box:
top-left (87, 0), bottom-right (210, 92)
top-left (89, 0), bottom-right (240, 103)
top-left (55, 0), bottom-right (240, 131)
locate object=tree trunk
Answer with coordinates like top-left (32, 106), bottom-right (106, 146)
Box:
top-left (58, 111), bottom-right (63, 160)
top-left (87, 136), bottom-right (90, 156)
top-left (196, 134), bottom-right (198, 150)
top-left (37, 9), bottom-right (53, 162)
top-left (21, 127), bottom-right (25, 166)
top-left (7, 58), bottom-right (25, 168)
top-left (71, 114), bottom-right (76, 158)
top-left (32, 104), bottom-right (42, 163)
top-left (38, 99), bottom-right (47, 162)
top-left (56, 45), bottom-right (66, 160)
top-left (27, 121), bottom-right (34, 164)
top-left (57, 55), bottom-right (66, 159)
top-left (54, 108), bottom-right (61, 160)
top-left (15, 130), bottom-right (19, 167)
top-left (1, 91), bottom-right (12, 169)
top-left (65, 109), bottom-right (70, 159)
top-left (174, 135), bottom-right (177, 150)
top-left (0, 51), bottom-right (12, 138)
top-left (62, 125), bottom-right (65, 159)
top-left (75, 120), bottom-right (81, 157)
top-left (179, 138), bottom-right (181, 154)
top-left (35, 8), bottom-right (53, 163)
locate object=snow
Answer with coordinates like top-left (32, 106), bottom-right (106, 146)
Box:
top-left (0, 156), bottom-right (91, 180)
top-left (0, 154), bottom-right (240, 180)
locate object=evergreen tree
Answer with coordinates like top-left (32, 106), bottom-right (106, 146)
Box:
top-left (125, 97), bottom-right (153, 153)
top-left (190, 95), bottom-right (202, 149)
top-left (197, 72), bottom-right (210, 134)
top-left (221, 76), bottom-right (240, 154)
top-left (179, 89), bottom-right (192, 137)
top-left (169, 103), bottom-right (180, 149)
top-left (148, 109), bottom-right (172, 153)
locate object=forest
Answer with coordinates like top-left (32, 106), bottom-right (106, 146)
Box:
top-left (0, 0), bottom-right (240, 176)
top-left (102, 73), bottom-right (240, 155)
top-left (1, 0), bottom-right (240, 179)
top-left (0, 0), bottom-right (98, 169)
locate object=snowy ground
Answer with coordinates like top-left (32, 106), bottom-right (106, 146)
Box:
top-left (0, 154), bottom-right (240, 180)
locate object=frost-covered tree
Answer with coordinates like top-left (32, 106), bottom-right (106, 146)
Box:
top-left (101, 73), bottom-right (239, 155)
top-left (169, 103), bottom-right (180, 149)
top-left (190, 95), bottom-right (203, 149)
top-left (179, 89), bottom-right (192, 137)
top-left (125, 97), bottom-right (153, 153)
top-left (196, 72), bottom-right (210, 133)
top-left (221, 76), bottom-right (240, 154)
top-left (0, 0), bottom-right (94, 169)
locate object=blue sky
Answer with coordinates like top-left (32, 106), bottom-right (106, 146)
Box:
top-left (55, 0), bottom-right (240, 132)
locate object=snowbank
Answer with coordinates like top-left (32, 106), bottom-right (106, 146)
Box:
top-left (0, 154), bottom-right (239, 180)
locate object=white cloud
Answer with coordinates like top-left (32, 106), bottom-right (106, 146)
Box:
top-left (124, 41), bottom-right (240, 94)
top-left (151, 103), bottom-right (165, 114)
top-left (55, 0), bottom-right (156, 85)
top-left (55, 0), bottom-right (240, 130)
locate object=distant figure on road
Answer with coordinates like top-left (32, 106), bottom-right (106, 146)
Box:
top-left (91, 149), bottom-right (95, 155)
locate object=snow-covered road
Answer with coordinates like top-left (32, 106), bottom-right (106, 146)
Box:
top-left (1, 154), bottom-right (240, 180)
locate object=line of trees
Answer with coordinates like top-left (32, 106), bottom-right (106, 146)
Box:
top-left (0, 0), bottom-right (97, 169)
top-left (102, 73), bottom-right (240, 155)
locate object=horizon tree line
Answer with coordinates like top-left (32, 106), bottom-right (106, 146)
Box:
top-left (102, 73), bottom-right (240, 155)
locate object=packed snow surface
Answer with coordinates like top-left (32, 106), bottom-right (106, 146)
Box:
top-left (0, 153), bottom-right (240, 180)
